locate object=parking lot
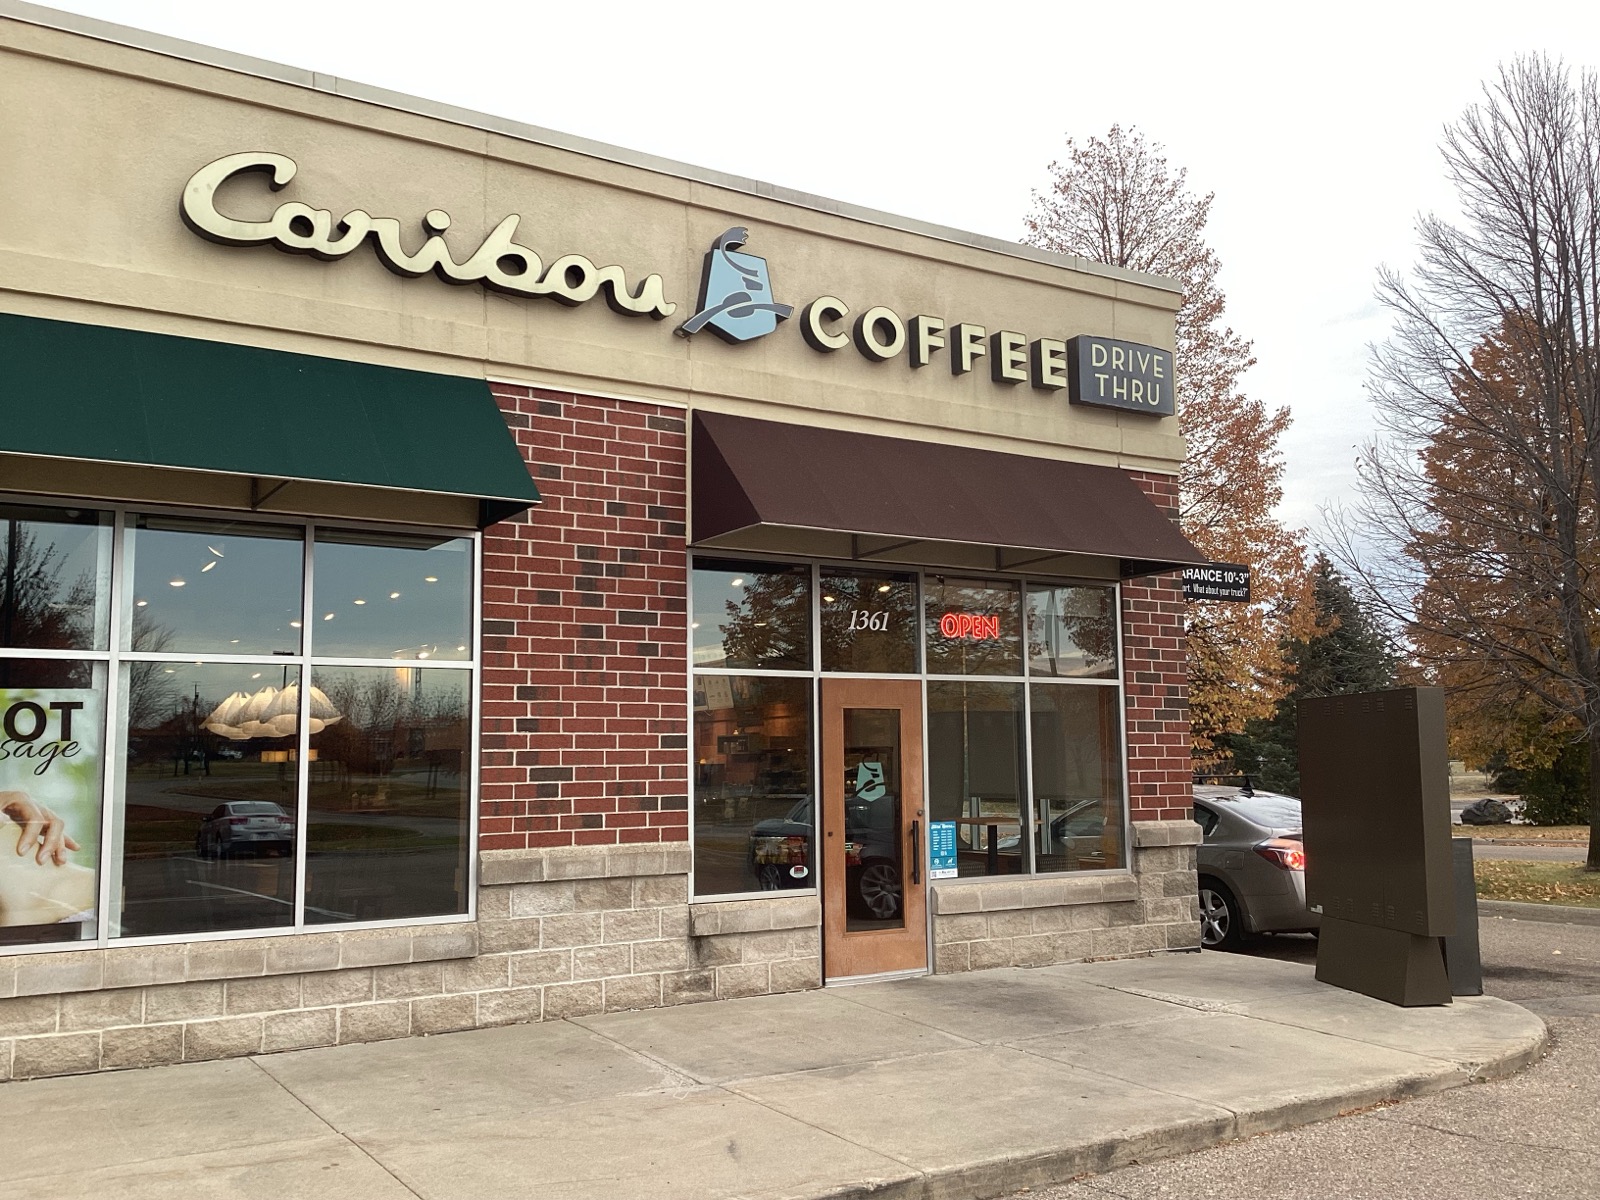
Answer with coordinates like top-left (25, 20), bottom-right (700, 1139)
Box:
top-left (1038, 911), bottom-right (1600, 1199)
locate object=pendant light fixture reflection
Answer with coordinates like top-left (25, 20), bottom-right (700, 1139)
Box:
top-left (201, 684), bottom-right (342, 740)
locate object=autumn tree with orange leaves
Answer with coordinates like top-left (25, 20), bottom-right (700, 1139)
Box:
top-left (1334, 57), bottom-right (1600, 867)
top-left (1024, 126), bottom-right (1311, 756)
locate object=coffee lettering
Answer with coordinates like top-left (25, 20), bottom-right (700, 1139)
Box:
top-left (951, 323), bottom-right (987, 375)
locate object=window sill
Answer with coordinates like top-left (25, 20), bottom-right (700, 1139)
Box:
top-left (929, 872), bottom-right (1138, 915)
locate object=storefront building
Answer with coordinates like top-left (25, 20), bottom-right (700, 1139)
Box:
top-left (0, 5), bottom-right (1204, 1078)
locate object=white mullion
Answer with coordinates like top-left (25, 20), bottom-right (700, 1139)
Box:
top-left (116, 651), bottom-right (315, 666)
top-left (293, 521), bottom-right (314, 929)
top-left (685, 539), bottom-right (699, 901)
top-left (0, 647), bottom-right (113, 661)
top-left (1019, 575), bottom-right (1036, 875)
top-left (94, 506), bottom-right (128, 945)
top-left (1113, 579), bottom-right (1134, 870)
top-left (464, 528), bottom-right (482, 920)
top-left (309, 656), bottom-right (474, 670)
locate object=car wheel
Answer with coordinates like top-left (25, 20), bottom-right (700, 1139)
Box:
top-left (195, 835), bottom-right (209, 859)
top-left (755, 864), bottom-right (786, 891)
top-left (1198, 877), bottom-right (1244, 951)
top-left (857, 861), bottom-right (902, 920)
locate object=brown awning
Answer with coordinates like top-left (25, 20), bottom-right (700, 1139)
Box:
top-left (692, 412), bottom-right (1205, 579)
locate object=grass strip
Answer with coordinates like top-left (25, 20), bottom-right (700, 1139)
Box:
top-left (1475, 858), bottom-right (1600, 908)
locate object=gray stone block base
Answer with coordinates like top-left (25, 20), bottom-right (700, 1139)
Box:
top-left (2, 823), bottom-right (1200, 1081)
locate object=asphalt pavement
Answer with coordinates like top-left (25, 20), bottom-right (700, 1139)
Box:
top-left (1035, 912), bottom-right (1600, 1200)
top-left (1471, 842), bottom-right (1588, 863)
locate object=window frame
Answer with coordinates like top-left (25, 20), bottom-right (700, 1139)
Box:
top-left (0, 492), bottom-right (482, 957)
top-left (688, 553), bottom-right (1130, 901)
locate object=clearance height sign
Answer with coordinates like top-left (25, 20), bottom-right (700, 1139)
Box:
top-left (1182, 564), bottom-right (1251, 602)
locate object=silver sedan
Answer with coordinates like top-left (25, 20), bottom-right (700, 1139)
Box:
top-left (1192, 786), bottom-right (1320, 950)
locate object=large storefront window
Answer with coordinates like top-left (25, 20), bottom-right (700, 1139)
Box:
top-left (819, 568), bottom-right (918, 674)
top-left (927, 681), bottom-right (1027, 876)
top-left (0, 657), bottom-right (106, 946)
top-left (692, 674), bottom-right (813, 897)
top-left (691, 559), bottom-right (810, 670)
top-left (1030, 683), bottom-right (1125, 871)
top-left (688, 556), bottom-right (1128, 898)
top-left (305, 666), bottom-right (472, 922)
top-left (0, 500), bottom-right (477, 952)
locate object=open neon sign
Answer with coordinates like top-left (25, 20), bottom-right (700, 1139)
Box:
top-left (938, 612), bottom-right (1001, 640)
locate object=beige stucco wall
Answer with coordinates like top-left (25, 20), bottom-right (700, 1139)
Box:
top-left (0, 11), bottom-right (1184, 475)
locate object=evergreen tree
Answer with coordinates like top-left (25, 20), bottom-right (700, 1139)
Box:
top-left (1228, 553), bottom-right (1397, 794)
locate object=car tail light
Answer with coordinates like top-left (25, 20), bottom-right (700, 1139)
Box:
top-left (227, 817), bottom-right (250, 826)
top-left (1254, 838), bottom-right (1305, 871)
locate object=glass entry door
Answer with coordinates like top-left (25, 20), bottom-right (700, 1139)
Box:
top-left (820, 678), bottom-right (927, 979)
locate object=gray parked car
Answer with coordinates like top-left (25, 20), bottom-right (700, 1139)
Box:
top-left (1192, 785), bottom-right (1319, 950)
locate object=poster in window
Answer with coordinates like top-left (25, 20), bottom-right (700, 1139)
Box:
top-left (0, 689), bottom-right (101, 938)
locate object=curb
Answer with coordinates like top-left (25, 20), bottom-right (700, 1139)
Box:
top-left (1472, 839), bottom-right (1586, 847)
top-left (1479, 899), bottom-right (1600, 926)
top-left (813, 1001), bottom-right (1548, 1200)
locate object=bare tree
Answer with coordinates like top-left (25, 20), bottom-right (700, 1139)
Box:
top-left (1025, 126), bottom-right (1311, 756)
top-left (1333, 55), bottom-right (1600, 868)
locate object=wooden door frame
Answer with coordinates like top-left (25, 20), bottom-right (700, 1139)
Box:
top-left (820, 677), bottom-right (927, 980)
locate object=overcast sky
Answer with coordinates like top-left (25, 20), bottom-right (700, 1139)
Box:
top-left (43, 1), bottom-right (1600, 543)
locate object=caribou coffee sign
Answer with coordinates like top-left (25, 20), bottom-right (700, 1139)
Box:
top-left (179, 154), bottom-right (1172, 414)
top-left (180, 153), bottom-right (675, 318)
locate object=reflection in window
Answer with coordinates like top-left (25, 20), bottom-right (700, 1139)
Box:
top-left (305, 667), bottom-right (470, 923)
top-left (1031, 684), bottom-right (1125, 872)
top-left (0, 503), bottom-right (110, 651)
top-left (924, 576), bottom-right (1022, 676)
top-left (820, 569), bottom-right (918, 674)
top-left (841, 708), bottom-right (904, 931)
top-left (113, 661), bottom-right (298, 937)
top-left (0, 658), bottom-right (104, 946)
top-left (693, 674), bottom-right (812, 897)
top-left (126, 516), bottom-right (303, 656)
top-left (312, 530), bottom-right (473, 661)
top-left (691, 559), bottom-right (810, 670)
top-left (927, 681), bottom-right (1026, 876)
top-left (1027, 585), bottom-right (1117, 678)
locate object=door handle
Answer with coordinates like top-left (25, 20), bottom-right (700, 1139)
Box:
top-left (910, 819), bottom-right (921, 886)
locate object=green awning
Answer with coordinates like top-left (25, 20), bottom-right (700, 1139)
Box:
top-left (0, 312), bottom-right (540, 526)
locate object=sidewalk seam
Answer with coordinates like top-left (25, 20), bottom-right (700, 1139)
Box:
top-left (573, 1015), bottom-right (929, 1177)
top-left (247, 1056), bottom-right (426, 1199)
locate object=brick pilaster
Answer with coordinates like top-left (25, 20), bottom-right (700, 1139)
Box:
top-left (1121, 471), bottom-right (1190, 822)
top-left (478, 385), bottom-right (690, 850)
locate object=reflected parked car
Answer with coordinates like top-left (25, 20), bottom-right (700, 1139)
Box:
top-left (195, 801), bottom-right (294, 859)
top-left (748, 797), bottom-right (902, 918)
top-left (1192, 785), bottom-right (1319, 950)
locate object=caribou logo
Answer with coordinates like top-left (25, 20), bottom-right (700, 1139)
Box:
top-left (677, 227), bottom-right (793, 343)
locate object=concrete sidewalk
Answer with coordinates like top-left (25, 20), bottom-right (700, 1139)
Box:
top-left (0, 953), bottom-right (1545, 1200)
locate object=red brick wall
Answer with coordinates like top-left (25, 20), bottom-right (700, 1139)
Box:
top-left (1121, 471), bottom-right (1190, 822)
top-left (478, 384), bottom-right (689, 850)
